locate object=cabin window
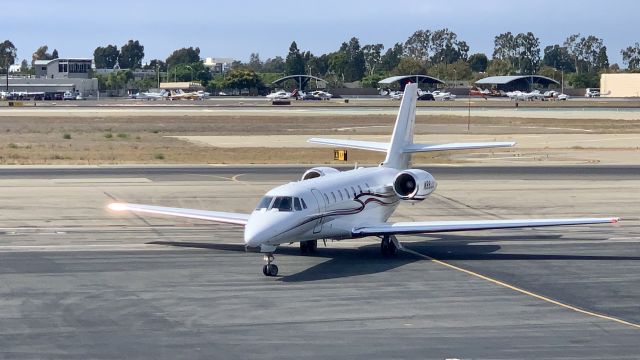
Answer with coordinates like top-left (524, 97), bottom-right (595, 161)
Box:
top-left (350, 186), bottom-right (356, 197)
top-left (331, 192), bottom-right (337, 202)
top-left (338, 190), bottom-right (344, 201)
top-left (300, 198), bottom-right (308, 209)
top-left (323, 193), bottom-right (329, 204)
top-left (294, 197), bottom-right (302, 211)
top-left (255, 196), bottom-right (273, 210)
top-left (357, 185), bottom-right (363, 194)
top-left (272, 196), bottom-right (293, 212)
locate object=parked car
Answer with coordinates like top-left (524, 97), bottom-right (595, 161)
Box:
top-left (63, 91), bottom-right (75, 100)
top-left (585, 88), bottom-right (600, 98)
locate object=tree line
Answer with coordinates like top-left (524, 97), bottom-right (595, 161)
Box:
top-left (2, 30), bottom-right (640, 92)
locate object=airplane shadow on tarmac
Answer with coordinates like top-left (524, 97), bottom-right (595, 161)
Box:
top-left (148, 232), bottom-right (640, 282)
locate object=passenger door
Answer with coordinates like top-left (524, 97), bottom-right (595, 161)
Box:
top-left (311, 189), bottom-right (324, 234)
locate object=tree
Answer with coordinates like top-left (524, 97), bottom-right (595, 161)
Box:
top-left (20, 59), bottom-right (28, 73)
top-left (263, 56), bottom-right (285, 73)
top-left (542, 45), bottom-right (575, 72)
top-left (493, 32), bottom-right (517, 70)
top-left (222, 69), bottom-right (264, 93)
top-left (392, 57), bottom-right (426, 75)
top-left (563, 34), bottom-right (581, 73)
top-left (336, 37), bottom-right (366, 82)
top-left (379, 43), bottom-right (403, 73)
top-left (166, 47), bottom-right (200, 68)
top-left (404, 30), bottom-right (431, 61)
top-left (51, 49), bottom-right (59, 59)
top-left (143, 59), bottom-right (167, 72)
top-left (307, 54), bottom-right (330, 76)
top-left (486, 59), bottom-right (512, 76)
top-left (93, 45), bottom-right (119, 69)
top-left (0, 40), bottom-right (17, 73)
top-left (248, 53), bottom-right (263, 72)
top-left (575, 35), bottom-right (605, 73)
top-left (429, 60), bottom-right (471, 82)
top-left (596, 46), bottom-right (609, 71)
top-left (362, 44), bottom-right (384, 76)
top-left (32, 45), bottom-right (53, 65)
top-left (621, 42), bottom-right (640, 71)
top-left (515, 32), bottom-right (540, 74)
top-left (430, 28), bottom-right (468, 65)
top-left (467, 53), bottom-right (488, 72)
top-left (285, 41), bottom-right (305, 75)
top-left (118, 40), bottom-right (145, 69)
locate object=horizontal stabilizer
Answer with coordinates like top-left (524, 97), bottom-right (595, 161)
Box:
top-left (404, 141), bottom-right (515, 153)
top-left (108, 203), bottom-right (249, 226)
top-left (353, 217), bottom-right (619, 237)
top-left (308, 138), bottom-right (389, 152)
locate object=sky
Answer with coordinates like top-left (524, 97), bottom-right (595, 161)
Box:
top-left (5, 0), bottom-right (639, 66)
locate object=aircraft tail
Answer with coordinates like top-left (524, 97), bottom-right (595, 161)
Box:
top-left (308, 83), bottom-right (515, 169)
top-left (382, 83), bottom-right (418, 169)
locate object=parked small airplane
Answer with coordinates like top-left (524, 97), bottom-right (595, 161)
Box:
top-left (130, 90), bottom-right (168, 100)
top-left (266, 90), bottom-right (293, 100)
top-left (431, 90), bottom-right (456, 101)
top-left (108, 83), bottom-right (620, 277)
top-left (168, 89), bottom-right (206, 100)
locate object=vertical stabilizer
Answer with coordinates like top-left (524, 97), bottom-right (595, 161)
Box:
top-left (382, 83), bottom-right (418, 169)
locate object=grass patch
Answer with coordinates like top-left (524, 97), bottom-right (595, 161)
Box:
top-left (104, 133), bottom-right (113, 139)
top-left (63, 133), bottom-right (71, 140)
top-left (7, 143), bottom-right (17, 149)
top-left (117, 133), bottom-right (128, 139)
top-left (153, 153), bottom-right (165, 160)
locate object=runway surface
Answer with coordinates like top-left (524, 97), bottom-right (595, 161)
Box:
top-left (0, 165), bottom-right (638, 359)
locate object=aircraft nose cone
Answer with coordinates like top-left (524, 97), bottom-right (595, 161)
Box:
top-left (244, 216), bottom-right (275, 248)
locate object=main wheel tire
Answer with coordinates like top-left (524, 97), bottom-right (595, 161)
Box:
top-left (267, 264), bottom-right (278, 276)
top-left (300, 240), bottom-right (318, 255)
top-left (263, 265), bottom-right (269, 276)
top-left (307, 240), bottom-right (318, 253)
top-left (381, 237), bottom-right (397, 257)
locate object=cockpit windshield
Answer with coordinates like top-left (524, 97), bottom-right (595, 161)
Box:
top-left (255, 196), bottom-right (273, 210)
top-left (255, 196), bottom-right (306, 211)
top-left (272, 196), bottom-right (293, 212)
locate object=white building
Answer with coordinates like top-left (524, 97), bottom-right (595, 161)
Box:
top-left (203, 57), bottom-right (234, 73)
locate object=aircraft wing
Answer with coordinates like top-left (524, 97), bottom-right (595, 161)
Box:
top-left (352, 217), bottom-right (619, 237)
top-left (108, 203), bottom-right (249, 226)
top-left (308, 138), bottom-right (389, 152)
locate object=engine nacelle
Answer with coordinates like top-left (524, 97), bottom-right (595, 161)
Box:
top-left (393, 169), bottom-right (437, 201)
top-left (301, 167), bottom-right (340, 181)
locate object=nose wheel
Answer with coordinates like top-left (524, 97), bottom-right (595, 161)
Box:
top-left (262, 253), bottom-right (278, 277)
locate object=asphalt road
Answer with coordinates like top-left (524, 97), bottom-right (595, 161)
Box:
top-left (0, 165), bottom-right (637, 359)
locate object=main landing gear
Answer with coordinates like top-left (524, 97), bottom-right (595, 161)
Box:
top-left (299, 240), bottom-right (318, 255)
top-left (380, 235), bottom-right (399, 257)
top-left (262, 253), bottom-right (278, 277)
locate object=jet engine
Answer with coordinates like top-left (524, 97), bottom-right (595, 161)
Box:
top-left (301, 167), bottom-right (340, 181)
top-left (393, 169), bottom-right (437, 201)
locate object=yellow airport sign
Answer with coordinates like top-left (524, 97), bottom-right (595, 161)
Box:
top-left (334, 149), bottom-right (348, 161)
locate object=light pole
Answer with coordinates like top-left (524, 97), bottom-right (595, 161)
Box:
top-left (185, 65), bottom-right (194, 82)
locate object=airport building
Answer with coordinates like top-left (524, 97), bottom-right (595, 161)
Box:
top-left (203, 57), bottom-right (234, 73)
top-left (34, 58), bottom-right (93, 79)
top-left (3, 58), bottom-right (98, 98)
top-left (600, 73), bottom-right (640, 97)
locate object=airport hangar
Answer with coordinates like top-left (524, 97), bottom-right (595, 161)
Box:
top-left (600, 73), bottom-right (640, 97)
top-left (378, 75), bottom-right (445, 91)
top-left (475, 75), bottom-right (560, 92)
top-left (5, 58), bottom-right (98, 98)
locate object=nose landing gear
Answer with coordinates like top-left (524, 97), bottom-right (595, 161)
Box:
top-left (262, 253), bottom-right (279, 277)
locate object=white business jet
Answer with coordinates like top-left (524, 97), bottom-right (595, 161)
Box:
top-left (108, 83), bottom-right (619, 277)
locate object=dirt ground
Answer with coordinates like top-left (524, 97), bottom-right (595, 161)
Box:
top-left (0, 112), bottom-right (638, 165)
